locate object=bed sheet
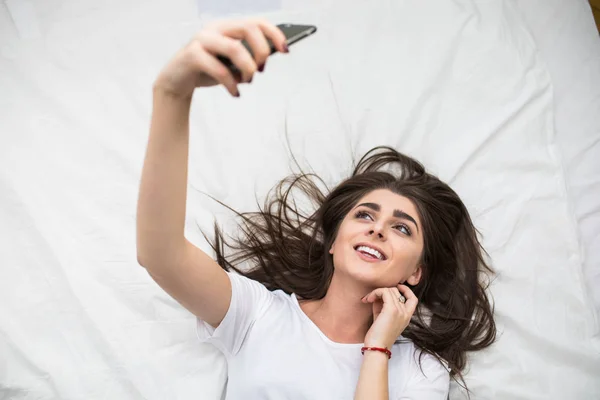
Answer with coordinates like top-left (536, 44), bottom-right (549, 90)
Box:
top-left (0, 0), bottom-right (599, 399)
top-left (515, 0), bottom-right (600, 329)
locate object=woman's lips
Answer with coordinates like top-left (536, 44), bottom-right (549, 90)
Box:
top-left (355, 248), bottom-right (384, 263)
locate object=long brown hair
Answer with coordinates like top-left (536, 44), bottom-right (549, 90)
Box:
top-left (205, 146), bottom-right (496, 390)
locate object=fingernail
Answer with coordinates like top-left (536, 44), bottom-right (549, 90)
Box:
top-left (234, 90), bottom-right (240, 98)
top-left (283, 43), bottom-right (290, 53)
top-left (248, 76), bottom-right (253, 83)
top-left (258, 63), bottom-right (265, 72)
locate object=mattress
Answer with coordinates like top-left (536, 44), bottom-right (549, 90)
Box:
top-left (1, 0), bottom-right (599, 399)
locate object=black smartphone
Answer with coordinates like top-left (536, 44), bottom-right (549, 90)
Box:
top-left (276, 23), bottom-right (318, 49)
top-left (217, 23), bottom-right (317, 74)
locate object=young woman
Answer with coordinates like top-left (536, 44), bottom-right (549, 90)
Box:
top-left (136, 18), bottom-right (495, 399)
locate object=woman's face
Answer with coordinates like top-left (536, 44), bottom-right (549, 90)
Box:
top-left (329, 189), bottom-right (424, 288)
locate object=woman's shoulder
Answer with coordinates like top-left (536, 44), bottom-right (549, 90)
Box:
top-left (227, 272), bottom-right (307, 319)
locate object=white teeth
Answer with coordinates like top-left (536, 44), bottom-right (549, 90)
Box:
top-left (356, 245), bottom-right (384, 260)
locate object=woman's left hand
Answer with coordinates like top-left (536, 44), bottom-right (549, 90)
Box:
top-left (362, 284), bottom-right (418, 350)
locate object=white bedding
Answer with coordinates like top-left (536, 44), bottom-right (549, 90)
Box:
top-left (1, 0), bottom-right (599, 399)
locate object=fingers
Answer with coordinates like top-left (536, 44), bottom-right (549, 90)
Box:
top-left (362, 288), bottom-right (382, 303)
top-left (240, 25), bottom-right (271, 71)
top-left (188, 45), bottom-right (239, 97)
top-left (390, 286), bottom-right (403, 305)
top-left (397, 284), bottom-right (418, 311)
top-left (202, 33), bottom-right (257, 83)
top-left (212, 19), bottom-right (287, 79)
top-left (362, 286), bottom-right (419, 311)
top-left (189, 19), bottom-right (288, 96)
top-left (362, 287), bottom-right (398, 305)
top-left (255, 20), bottom-right (289, 54)
top-left (218, 19), bottom-right (288, 55)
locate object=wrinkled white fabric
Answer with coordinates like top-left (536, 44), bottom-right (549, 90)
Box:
top-left (1, 0), bottom-right (599, 399)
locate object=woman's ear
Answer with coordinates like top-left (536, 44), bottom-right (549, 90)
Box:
top-left (406, 265), bottom-right (423, 286)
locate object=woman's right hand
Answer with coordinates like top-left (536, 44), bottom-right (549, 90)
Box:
top-left (153, 19), bottom-right (289, 99)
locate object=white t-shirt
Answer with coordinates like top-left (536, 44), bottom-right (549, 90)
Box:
top-left (197, 272), bottom-right (450, 399)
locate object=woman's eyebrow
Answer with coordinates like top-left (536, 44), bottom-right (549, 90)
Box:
top-left (356, 202), bottom-right (419, 232)
top-left (393, 209), bottom-right (419, 233)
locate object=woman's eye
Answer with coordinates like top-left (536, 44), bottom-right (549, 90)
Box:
top-left (355, 211), bottom-right (372, 220)
top-left (395, 224), bottom-right (411, 236)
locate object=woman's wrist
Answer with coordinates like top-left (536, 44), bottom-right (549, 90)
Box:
top-left (152, 86), bottom-right (193, 119)
top-left (355, 345), bottom-right (390, 399)
top-left (152, 79), bottom-right (194, 102)
top-left (362, 349), bottom-right (390, 362)
top-left (363, 339), bottom-right (394, 350)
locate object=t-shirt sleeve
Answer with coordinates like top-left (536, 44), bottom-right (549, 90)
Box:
top-left (196, 271), bottom-right (274, 357)
top-left (398, 351), bottom-right (450, 400)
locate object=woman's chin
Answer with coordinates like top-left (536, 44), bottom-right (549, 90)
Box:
top-left (338, 264), bottom-right (392, 288)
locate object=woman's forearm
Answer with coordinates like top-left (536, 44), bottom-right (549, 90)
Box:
top-left (136, 88), bottom-right (192, 267)
top-left (354, 351), bottom-right (390, 399)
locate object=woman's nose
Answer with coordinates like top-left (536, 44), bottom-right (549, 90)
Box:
top-left (368, 228), bottom-right (385, 239)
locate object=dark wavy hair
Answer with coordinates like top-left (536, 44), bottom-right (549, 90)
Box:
top-left (204, 146), bottom-right (496, 391)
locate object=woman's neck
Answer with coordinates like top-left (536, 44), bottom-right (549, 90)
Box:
top-left (299, 272), bottom-right (373, 344)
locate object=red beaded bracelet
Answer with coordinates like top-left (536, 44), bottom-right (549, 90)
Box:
top-left (361, 346), bottom-right (392, 359)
